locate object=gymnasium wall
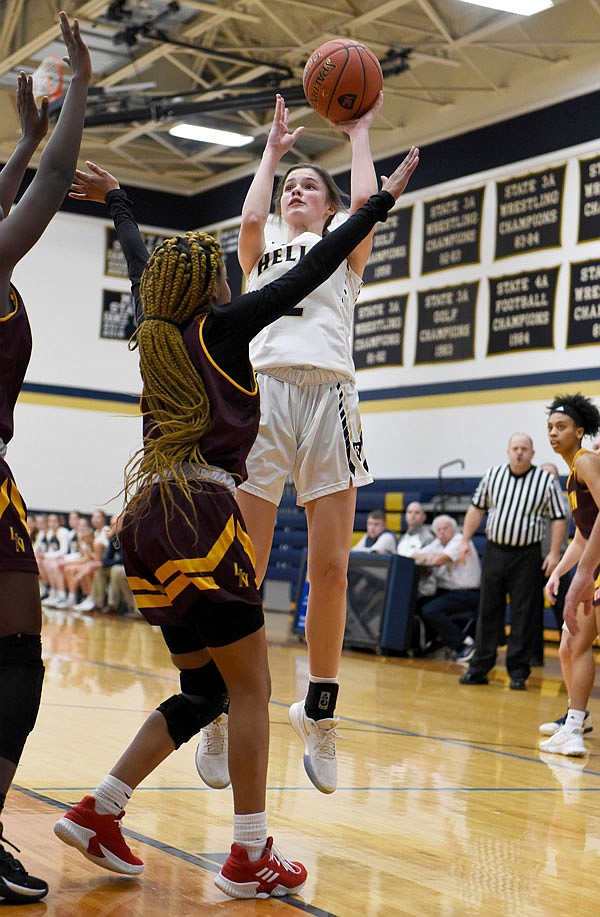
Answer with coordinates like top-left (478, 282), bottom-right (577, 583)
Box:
top-left (352, 132), bottom-right (600, 481)
top-left (8, 89), bottom-right (600, 512)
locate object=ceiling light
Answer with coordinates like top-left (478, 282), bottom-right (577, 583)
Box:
top-left (459, 0), bottom-right (553, 14)
top-left (168, 123), bottom-right (254, 147)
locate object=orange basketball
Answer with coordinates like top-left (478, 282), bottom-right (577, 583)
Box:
top-left (303, 38), bottom-right (383, 122)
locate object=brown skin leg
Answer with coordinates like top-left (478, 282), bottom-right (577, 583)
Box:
top-left (110, 648), bottom-right (212, 788)
top-left (0, 571), bottom-right (42, 799)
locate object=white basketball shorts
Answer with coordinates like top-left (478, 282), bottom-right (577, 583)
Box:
top-left (239, 374), bottom-right (372, 506)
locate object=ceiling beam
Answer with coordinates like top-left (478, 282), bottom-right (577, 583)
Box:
top-left (0, 1), bottom-right (108, 76)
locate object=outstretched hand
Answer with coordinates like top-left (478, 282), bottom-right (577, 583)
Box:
top-left (381, 146), bottom-right (420, 202)
top-left (59, 10), bottom-right (92, 84)
top-left (69, 161), bottom-right (119, 203)
top-left (17, 72), bottom-right (49, 147)
top-left (266, 93), bottom-right (304, 158)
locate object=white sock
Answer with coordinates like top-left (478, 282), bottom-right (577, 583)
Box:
top-left (308, 674), bottom-right (338, 684)
top-left (565, 709), bottom-right (586, 730)
top-left (233, 811), bottom-right (267, 862)
top-left (94, 774), bottom-right (133, 815)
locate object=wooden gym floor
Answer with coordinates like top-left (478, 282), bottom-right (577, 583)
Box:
top-left (2, 608), bottom-right (600, 916)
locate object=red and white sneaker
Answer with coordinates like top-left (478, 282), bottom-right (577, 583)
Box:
top-left (215, 837), bottom-right (307, 899)
top-left (53, 796), bottom-right (143, 875)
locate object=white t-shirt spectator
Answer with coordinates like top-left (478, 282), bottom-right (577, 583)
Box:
top-left (429, 532), bottom-right (481, 591)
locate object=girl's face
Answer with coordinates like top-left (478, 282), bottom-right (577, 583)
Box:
top-left (547, 412), bottom-right (582, 456)
top-left (280, 168), bottom-right (336, 230)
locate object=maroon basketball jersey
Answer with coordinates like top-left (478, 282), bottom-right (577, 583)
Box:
top-left (142, 315), bottom-right (260, 482)
top-left (567, 449), bottom-right (598, 539)
top-left (0, 285), bottom-right (31, 444)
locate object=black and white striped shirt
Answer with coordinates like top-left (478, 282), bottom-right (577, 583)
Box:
top-left (472, 464), bottom-right (565, 547)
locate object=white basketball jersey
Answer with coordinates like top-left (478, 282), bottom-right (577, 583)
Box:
top-left (248, 231), bottom-right (362, 384)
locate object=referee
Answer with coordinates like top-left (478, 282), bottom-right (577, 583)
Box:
top-left (457, 432), bottom-right (566, 689)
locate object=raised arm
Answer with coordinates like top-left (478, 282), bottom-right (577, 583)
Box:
top-left (238, 94), bottom-right (304, 275)
top-left (0, 73), bottom-right (49, 217)
top-left (0, 12), bottom-right (90, 295)
top-left (70, 160), bottom-right (149, 322)
top-left (332, 92), bottom-right (383, 277)
top-left (227, 147), bottom-right (419, 336)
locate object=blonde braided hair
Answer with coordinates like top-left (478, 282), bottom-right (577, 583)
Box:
top-left (124, 231), bottom-right (224, 525)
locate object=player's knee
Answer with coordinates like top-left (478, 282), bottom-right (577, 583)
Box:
top-left (558, 637), bottom-right (572, 664)
top-left (314, 557), bottom-right (348, 594)
top-left (156, 692), bottom-right (227, 749)
top-left (179, 659), bottom-right (226, 698)
top-left (0, 634), bottom-right (44, 765)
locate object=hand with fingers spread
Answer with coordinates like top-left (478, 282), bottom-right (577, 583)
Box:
top-left (17, 72), bottom-right (49, 148)
top-left (70, 161), bottom-right (120, 203)
top-left (59, 10), bottom-right (92, 84)
top-left (265, 93), bottom-right (304, 160)
top-left (381, 146), bottom-right (420, 202)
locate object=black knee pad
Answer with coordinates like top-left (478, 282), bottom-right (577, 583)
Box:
top-left (179, 659), bottom-right (226, 698)
top-left (156, 692), bottom-right (227, 749)
top-left (0, 634), bottom-right (44, 765)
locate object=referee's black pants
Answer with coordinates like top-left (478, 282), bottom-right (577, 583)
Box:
top-left (469, 541), bottom-right (543, 682)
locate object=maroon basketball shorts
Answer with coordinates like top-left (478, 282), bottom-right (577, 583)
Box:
top-left (122, 480), bottom-right (263, 643)
top-left (0, 456), bottom-right (38, 573)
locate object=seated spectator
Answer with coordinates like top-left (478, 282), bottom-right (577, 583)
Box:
top-left (91, 514), bottom-right (138, 616)
top-left (397, 502), bottom-right (434, 556)
top-left (72, 510), bottom-right (111, 612)
top-left (351, 509), bottom-right (397, 554)
top-left (38, 513), bottom-right (71, 607)
top-left (413, 514), bottom-right (481, 662)
top-left (66, 511), bottom-right (82, 554)
top-left (30, 514), bottom-right (47, 596)
top-left (44, 511), bottom-right (79, 608)
top-left (62, 519), bottom-right (97, 610)
top-left (397, 501), bottom-right (436, 596)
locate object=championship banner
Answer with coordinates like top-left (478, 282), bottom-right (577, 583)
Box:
top-left (421, 188), bottom-right (484, 275)
top-left (567, 259), bottom-right (600, 348)
top-left (487, 267), bottom-right (558, 355)
top-left (100, 290), bottom-right (136, 340)
top-left (414, 282), bottom-right (477, 365)
top-left (495, 166), bottom-right (565, 259)
top-left (216, 224), bottom-right (243, 298)
top-left (578, 155), bottom-right (600, 243)
top-left (353, 295), bottom-right (407, 369)
top-left (105, 226), bottom-right (170, 278)
top-left (363, 207), bottom-right (412, 285)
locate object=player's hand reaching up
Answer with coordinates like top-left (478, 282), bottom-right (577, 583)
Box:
top-left (59, 11), bottom-right (92, 84)
top-left (381, 146), bottom-right (420, 202)
top-left (17, 72), bottom-right (49, 148)
top-left (265, 94), bottom-right (304, 160)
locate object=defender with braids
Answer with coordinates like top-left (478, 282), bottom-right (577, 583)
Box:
top-left (55, 148), bottom-right (420, 899)
top-left (125, 231), bottom-right (221, 521)
top-left (539, 394), bottom-right (600, 757)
